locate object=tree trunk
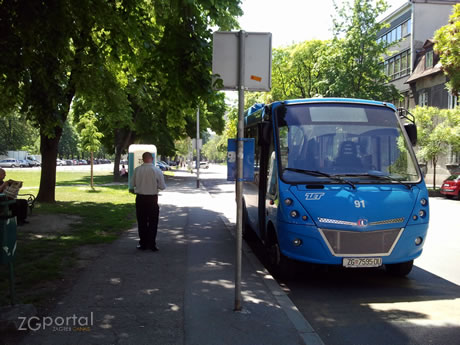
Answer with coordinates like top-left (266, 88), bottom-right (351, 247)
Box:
top-left (90, 151), bottom-right (94, 189)
top-left (432, 157), bottom-right (437, 190)
top-left (112, 128), bottom-right (135, 181)
top-left (36, 126), bottom-right (63, 203)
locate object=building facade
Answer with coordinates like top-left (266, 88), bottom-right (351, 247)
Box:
top-left (378, 0), bottom-right (460, 185)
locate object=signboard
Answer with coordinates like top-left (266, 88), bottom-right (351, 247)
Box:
top-left (212, 32), bottom-right (272, 91)
top-left (227, 139), bottom-right (255, 181)
top-left (191, 138), bottom-right (202, 150)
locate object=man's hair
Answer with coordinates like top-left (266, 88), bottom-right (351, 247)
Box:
top-left (0, 168), bottom-right (5, 176)
top-left (142, 152), bottom-right (153, 161)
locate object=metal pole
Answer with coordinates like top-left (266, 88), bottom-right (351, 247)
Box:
top-left (235, 30), bottom-right (245, 312)
top-left (196, 107), bottom-right (200, 188)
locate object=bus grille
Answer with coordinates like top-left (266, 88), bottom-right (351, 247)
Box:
top-left (319, 228), bottom-right (402, 256)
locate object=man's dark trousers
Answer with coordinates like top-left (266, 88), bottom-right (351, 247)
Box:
top-left (135, 194), bottom-right (159, 248)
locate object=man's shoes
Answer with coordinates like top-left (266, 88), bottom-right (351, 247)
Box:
top-left (136, 244), bottom-right (147, 250)
top-left (150, 245), bottom-right (159, 252)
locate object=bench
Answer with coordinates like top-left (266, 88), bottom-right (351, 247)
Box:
top-left (17, 193), bottom-right (36, 215)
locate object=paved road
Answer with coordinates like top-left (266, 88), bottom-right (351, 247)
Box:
top-left (201, 164), bottom-right (460, 345)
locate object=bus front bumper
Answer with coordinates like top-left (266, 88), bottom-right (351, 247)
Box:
top-left (277, 222), bottom-right (429, 265)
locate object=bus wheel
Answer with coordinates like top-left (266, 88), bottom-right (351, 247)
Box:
top-left (242, 203), bottom-right (256, 242)
top-left (266, 241), bottom-right (292, 279)
top-left (385, 260), bottom-right (414, 277)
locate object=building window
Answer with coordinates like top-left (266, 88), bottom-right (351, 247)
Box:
top-left (419, 91), bottom-right (428, 107)
top-left (448, 92), bottom-right (459, 109)
top-left (383, 50), bottom-right (411, 81)
top-left (401, 51), bottom-right (407, 75)
top-left (401, 20), bottom-right (409, 37)
top-left (394, 55), bottom-right (401, 78)
top-left (448, 146), bottom-right (459, 164)
top-left (425, 51), bottom-right (434, 69)
top-left (379, 19), bottom-right (411, 46)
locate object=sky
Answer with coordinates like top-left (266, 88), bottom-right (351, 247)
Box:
top-left (237, 0), bottom-right (407, 48)
top-left (223, 0), bottom-right (407, 104)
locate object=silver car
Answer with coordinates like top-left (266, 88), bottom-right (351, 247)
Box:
top-left (0, 158), bottom-right (21, 168)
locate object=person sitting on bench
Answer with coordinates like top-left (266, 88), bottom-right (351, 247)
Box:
top-left (0, 168), bottom-right (29, 225)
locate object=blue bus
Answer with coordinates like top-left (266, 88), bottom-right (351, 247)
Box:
top-left (242, 98), bottom-right (429, 276)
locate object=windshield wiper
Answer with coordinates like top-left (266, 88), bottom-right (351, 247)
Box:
top-left (340, 173), bottom-right (413, 190)
top-left (284, 168), bottom-right (356, 189)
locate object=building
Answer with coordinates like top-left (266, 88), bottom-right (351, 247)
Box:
top-left (378, 0), bottom-right (459, 109)
top-left (378, 0), bottom-right (460, 185)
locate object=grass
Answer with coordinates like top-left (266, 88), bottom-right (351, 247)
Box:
top-left (7, 170), bottom-right (115, 188)
top-left (0, 169), bottom-right (172, 307)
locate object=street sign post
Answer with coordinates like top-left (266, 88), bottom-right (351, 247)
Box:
top-left (213, 30), bottom-right (272, 311)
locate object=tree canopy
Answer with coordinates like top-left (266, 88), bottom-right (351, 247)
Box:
top-left (0, 0), bottom-right (243, 202)
top-left (434, 3), bottom-right (460, 96)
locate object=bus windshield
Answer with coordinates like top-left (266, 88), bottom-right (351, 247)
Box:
top-left (276, 103), bottom-right (421, 184)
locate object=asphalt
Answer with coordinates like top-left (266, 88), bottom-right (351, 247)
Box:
top-left (15, 170), bottom-right (324, 345)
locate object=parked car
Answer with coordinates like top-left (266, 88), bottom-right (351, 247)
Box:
top-left (195, 161), bottom-right (209, 169)
top-left (159, 160), bottom-right (171, 170)
top-left (0, 158), bottom-right (21, 168)
top-left (156, 161), bottom-right (168, 171)
top-left (56, 159), bottom-right (65, 166)
top-left (26, 158), bottom-right (41, 167)
top-left (19, 159), bottom-right (30, 168)
top-left (440, 170), bottom-right (460, 199)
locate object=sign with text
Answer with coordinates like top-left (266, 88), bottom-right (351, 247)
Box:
top-left (227, 138), bottom-right (255, 181)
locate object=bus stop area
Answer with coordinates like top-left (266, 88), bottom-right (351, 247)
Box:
top-left (8, 170), bottom-right (323, 345)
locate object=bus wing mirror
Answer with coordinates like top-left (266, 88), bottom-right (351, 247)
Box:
top-left (258, 122), bottom-right (271, 146)
top-left (398, 108), bottom-right (417, 146)
top-left (404, 123), bottom-right (417, 146)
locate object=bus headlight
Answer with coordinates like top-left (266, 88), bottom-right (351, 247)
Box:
top-left (293, 238), bottom-right (303, 246)
top-left (284, 198), bottom-right (293, 206)
top-left (418, 210), bottom-right (426, 218)
top-left (290, 210), bottom-right (299, 218)
top-left (415, 237), bottom-right (423, 245)
top-left (420, 198), bottom-right (428, 206)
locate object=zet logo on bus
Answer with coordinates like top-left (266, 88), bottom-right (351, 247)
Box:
top-left (305, 192), bottom-right (325, 200)
top-left (357, 219), bottom-right (368, 227)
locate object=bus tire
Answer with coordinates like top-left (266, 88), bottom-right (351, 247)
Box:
top-left (265, 231), bottom-right (293, 279)
top-left (385, 260), bottom-right (414, 277)
top-left (242, 202), bottom-right (256, 242)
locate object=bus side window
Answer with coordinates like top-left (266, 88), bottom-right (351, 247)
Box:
top-left (267, 151), bottom-right (278, 198)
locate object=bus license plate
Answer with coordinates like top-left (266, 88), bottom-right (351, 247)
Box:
top-left (343, 258), bottom-right (382, 268)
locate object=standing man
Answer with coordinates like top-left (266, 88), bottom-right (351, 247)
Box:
top-left (132, 152), bottom-right (166, 251)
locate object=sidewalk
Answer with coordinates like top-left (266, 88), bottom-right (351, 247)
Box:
top-left (17, 171), bottom-right (323, 345)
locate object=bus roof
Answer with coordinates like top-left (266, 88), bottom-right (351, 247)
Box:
top-left (279, 98), bottom-right (397, 110)
top-left (244, 98), bottom-right (397, 126)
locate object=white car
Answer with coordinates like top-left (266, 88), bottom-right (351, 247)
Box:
top-left (0, 158), bottom-right (21, 168)
top-left (195, 161), bottom-right (209, 169)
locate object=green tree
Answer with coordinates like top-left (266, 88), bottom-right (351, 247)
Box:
top-left (202, 134), bottom-right (227, 162)
top-left (412, 106), bottom-right (452, 189)
top-left (434, 4), bottom-right (460, 96)
top-left (322, 0), bottom-right (399, 100)
top-left (0, 0), bottom-right (242, 201)
top-left (78, 111), bottom-right (103, 188)
top-left (58, 119), bottom-right (80, 159)
top-left (444, 107), bottom-right (460, 153)
top-left (271, 40), bottom-right (328, 101)
top-left (0, 111), bottom-right (39, 154)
